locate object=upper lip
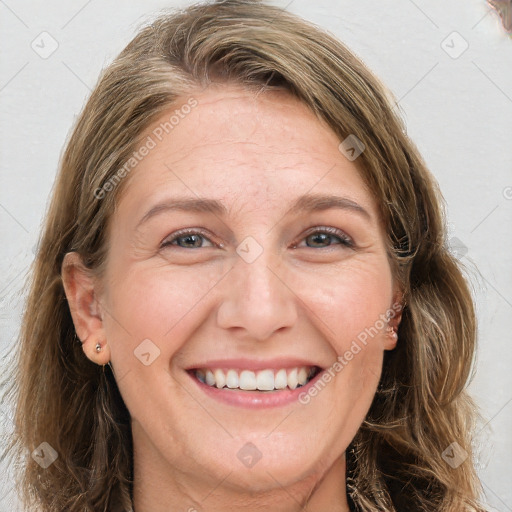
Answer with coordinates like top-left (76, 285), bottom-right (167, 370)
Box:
top-left (186, 358), bottom-right (325, 372)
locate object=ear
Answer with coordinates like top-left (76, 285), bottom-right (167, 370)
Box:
top-left (383, 287), bottom-right (405, 351)
top-left (61, 252), bottom-right (111, 366)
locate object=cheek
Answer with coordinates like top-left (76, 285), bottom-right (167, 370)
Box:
top-left (105, 261), bottom-right (219, 342)
top-left (293, 256), bottom-right (394, 350)
top-left (100, 263), bottom-right (221, 423)
top-left (98, 261), bottom-right (221, 406)
top-left (294, 256), bottom-right (392, 407)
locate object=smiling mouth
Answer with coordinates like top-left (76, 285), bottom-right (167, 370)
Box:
top-left (189, 366), bottom-right (321, 392)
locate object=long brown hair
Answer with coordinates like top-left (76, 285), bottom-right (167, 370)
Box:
top-left (1, 1), bottom-right (485, 510)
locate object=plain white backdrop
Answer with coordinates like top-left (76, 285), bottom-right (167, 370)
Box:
top-left (0, 0), bottom-right (511, 510)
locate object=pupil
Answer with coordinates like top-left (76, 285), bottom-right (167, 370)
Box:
top-left (181, 235), bottom-right (200, 247)
top-left (310, 233), bottom-right (329, 247)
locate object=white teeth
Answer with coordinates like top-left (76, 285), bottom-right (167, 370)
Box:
top-left (205, 369), bottom-right (215, 386)
top-left (239, 370), bottom-right (257, 390)
top-left (288, 368), bottom-right (298, 390)
top-left (225, 369), bottom-right (239, 389)
top-left (214, 369), bottom-right (226, 388)
top-left (194, 366), bottom-right (317, 391)
top-left (256, 369), bottom-right (274, 391)
top-left (298, 367), bottom-right (309, 386)
top-left (274, 369), bottom-right (287, 389)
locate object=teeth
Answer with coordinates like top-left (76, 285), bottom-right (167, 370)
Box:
top-left (288, 368), bottom-right (298, 390)
top-left (239, 370), bottom-right (257, 390)
top-left (256, 369), bottom-right (274, 391)
top-left (226, 369), bottom-right (239, 389)
top-left (214, 369), bottom-right (226, 388)
top-left (194, 366), bottom-right (317, 391)
top-left (274, 369), bottom-right (287, 389)
top-left (298, 367), bottom-right (309, 386)
top-left (205, 370), bottom-right (215, 386)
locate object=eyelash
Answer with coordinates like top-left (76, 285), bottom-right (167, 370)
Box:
top-left (160, 226), bottom-right (354, 250)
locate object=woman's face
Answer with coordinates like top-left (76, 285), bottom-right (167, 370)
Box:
top-left (92, 85), bottom-right (401, 499)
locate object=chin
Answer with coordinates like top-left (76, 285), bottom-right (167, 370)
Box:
top-left (199, 441), bottom-right (331, 493)
top-left (217, 461), bottom-right (316, 494)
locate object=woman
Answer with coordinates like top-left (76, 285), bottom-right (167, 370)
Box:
top-left (1, 0), bottom-right (486, 510)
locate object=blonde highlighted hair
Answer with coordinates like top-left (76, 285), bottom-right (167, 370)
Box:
top-left (1, 1), bottom-right (485, 510)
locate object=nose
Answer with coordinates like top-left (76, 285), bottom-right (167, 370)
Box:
top-left (216, 248), bottom-right (298, 341)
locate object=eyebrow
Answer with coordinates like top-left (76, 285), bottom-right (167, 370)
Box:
top-left (136, 193), bottom-right (372, 228)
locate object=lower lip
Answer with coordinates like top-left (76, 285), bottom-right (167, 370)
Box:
top-left (187, 369), bottom-right (324, 409)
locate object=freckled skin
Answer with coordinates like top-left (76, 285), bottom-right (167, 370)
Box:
top-left (78, 85), bottom-right (401, 511)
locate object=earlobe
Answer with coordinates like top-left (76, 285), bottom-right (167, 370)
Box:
top-left (61, 252), bottom-right (109, 365)
top-left (384, 288), bottom-right (405, 351)
top-left (77, 334), bottom-right (112, 366)
top-left (384, 325), bottom-right (399, 350)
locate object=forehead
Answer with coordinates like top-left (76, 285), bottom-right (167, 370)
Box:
top-left (116, 84), bottom-right (378, 222)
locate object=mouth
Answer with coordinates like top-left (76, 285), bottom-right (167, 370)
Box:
top-left (184, 357), bottom-right (327, 408)
top-left (189, 365), bottom-right (322, 392)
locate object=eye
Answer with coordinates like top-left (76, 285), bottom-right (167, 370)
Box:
top-left (160, 228), bottom-right (215, 249)
top-left (160, 226), bottom-right (354, 251)
top-left (293, 226), bottom-right (354, 250)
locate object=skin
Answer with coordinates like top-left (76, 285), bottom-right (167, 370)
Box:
top-left (62, 84), bottom-right (403, 512)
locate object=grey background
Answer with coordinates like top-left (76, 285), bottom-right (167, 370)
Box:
top-left (1, 0), bottom-right (511, 510)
